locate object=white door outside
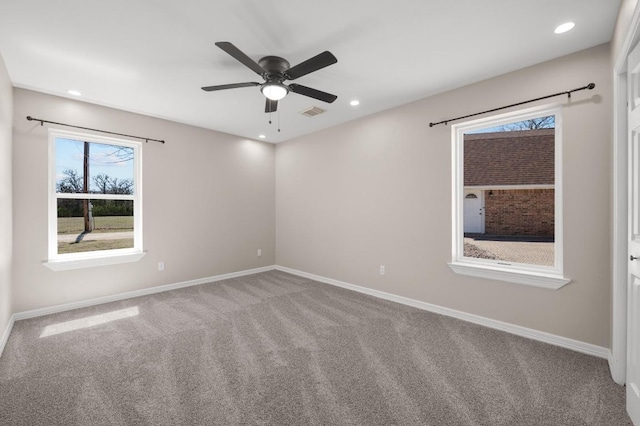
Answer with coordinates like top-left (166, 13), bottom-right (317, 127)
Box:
top-left (463, 191), bottom-right (483, 234)
top-left (626, 39), bottom-right (640, 426)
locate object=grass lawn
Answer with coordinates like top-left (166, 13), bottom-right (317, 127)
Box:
top-left (58, 216), bottom-right (133, 234)
top-left (58, 239), bottom-right (134, 254)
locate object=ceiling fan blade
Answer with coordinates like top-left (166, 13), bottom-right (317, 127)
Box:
top-left (201, 82), bottom-right (260, 92)
top-left (215, 41), bottom-right (265, 75)
top-left (285, 51), bottom-right (337, 80)
top-left (265, 98), bottom-right (278, 113)
top-left (289, 84), bottom-right (337, 103)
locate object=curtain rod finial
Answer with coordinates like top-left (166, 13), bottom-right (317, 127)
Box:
top-left (587, 83), bottom-right (595, 90)
top-left (27, 116), bottom-right (43, 125)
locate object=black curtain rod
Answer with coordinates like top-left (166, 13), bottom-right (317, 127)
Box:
top-left (429, 82), bottom-right (596, 128)
top-left (26, 116), bottom-right (165, 144)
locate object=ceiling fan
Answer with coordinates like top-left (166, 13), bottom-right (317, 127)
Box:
top-left (202, 42), bottom-right (338, 113)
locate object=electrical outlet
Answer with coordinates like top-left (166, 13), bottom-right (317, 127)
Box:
top-left (379, 265), bottom-right (385, 275)
top-left (158, 262), bottom-right (165, 271)
top-left (257, 249), bottom-right (262, 257)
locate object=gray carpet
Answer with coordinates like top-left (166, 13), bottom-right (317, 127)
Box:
top-left (0, 270), bottom-right (632, 425)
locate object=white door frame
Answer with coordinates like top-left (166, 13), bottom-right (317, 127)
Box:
top-left (613, 5), bottom-right (640, 386)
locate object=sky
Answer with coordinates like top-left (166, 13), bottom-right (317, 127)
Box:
top-left (55, 138), bottom-right (134, 192)
top-left (466, 116), bottom-right (555, 134)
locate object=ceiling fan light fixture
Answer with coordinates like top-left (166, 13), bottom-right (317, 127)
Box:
top-left (261, 83), bottom-right (288, 101)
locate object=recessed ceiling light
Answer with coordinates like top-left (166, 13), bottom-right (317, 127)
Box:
top-left (554, 22), bottom-right (575, 34)
top-left (350, 100), bottom-right (360, 106)
top-left (258, 134), bottom-right (266, 139)
top-left (67, 89), bottom-right (82, 96)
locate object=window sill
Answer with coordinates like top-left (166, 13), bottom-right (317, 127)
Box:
top-left (43, 252), bottom-right (146, 271)
top-left (447, 261), bottom-right (570, 289)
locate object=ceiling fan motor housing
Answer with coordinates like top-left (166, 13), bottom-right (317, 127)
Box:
top-left (259, 57), bottom-right (291, 102)
top-left (258, 56), bottom-right (290, 79)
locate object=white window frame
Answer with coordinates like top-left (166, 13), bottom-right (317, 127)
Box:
top-left (448, 104), bottom-right (570, 289)
top-left (44, 129), bottom-right (145, 271)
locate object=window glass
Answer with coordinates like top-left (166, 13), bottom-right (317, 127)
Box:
top-left (49, 131), bottom-right (141, 261)
top-left (55, 138), bottom-right (134, 194)
top-left (56, 199), bottom-right (134, 254)
top-left (462, 116), bottom-right (555, 267)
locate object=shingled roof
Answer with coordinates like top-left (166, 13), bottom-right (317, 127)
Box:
top-left (464, 129), bottom-right (554, 186)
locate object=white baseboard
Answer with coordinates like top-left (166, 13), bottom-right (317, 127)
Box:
top-left (5, 264), bottom-right (610, 362)
top-left (13, 265), bottom-right (276, 321)
top-left (0, 314), bottom-right (15, 359)
top-left (275, 265), bottom-right (610, 359)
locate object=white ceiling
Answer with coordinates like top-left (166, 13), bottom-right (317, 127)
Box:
top-left (0, 0), bottom-right (621, 143)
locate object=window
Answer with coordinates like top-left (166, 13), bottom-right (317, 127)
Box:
top-left (44, 129), bottom-right (144, 270)
top-left (448, 104), bottom-right (569, 289)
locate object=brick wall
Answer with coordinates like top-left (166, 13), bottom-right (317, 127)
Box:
top-left (484, 188), bottom-right (554, 237)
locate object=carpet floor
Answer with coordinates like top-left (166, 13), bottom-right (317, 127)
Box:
top-left (0, 270), bottom-right (632, 425)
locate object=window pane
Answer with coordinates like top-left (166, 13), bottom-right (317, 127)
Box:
top-left (56, 138), bottom-right (134, 194)
top-left (57, 199), bottom-right (134, 254)
top-left (462, 116), bottom-right (555, 267)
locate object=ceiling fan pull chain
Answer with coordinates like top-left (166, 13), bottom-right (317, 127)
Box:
top-left (269, 111), bottom-right (272, 125)
top-left (278, 110), bottom-right (281, 133)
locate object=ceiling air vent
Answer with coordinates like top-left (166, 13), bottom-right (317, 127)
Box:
top-left (299, 106), bottom-right (325, 117)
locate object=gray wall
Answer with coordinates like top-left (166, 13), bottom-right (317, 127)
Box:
top-left (276, 44), bottom-right (612, 347)
top-left (0, 55), bottom-right (12, 339)
top-left (5, 41), bottom-right (618, 349)
top-left (12, 89), bottom-right (275, 312)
